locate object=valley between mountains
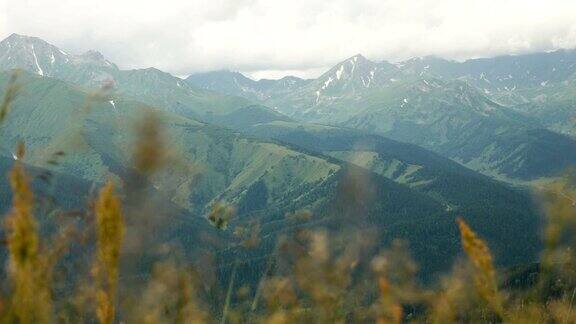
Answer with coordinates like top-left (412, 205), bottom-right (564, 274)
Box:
top-left (2, 33), bottom-right (574, 278)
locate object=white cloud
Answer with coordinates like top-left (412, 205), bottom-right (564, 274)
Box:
top-left (2, 0), bottom-right (576, 79)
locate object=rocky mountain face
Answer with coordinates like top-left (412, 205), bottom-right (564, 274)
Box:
top-left (0, 33), bottom-right (118, 83)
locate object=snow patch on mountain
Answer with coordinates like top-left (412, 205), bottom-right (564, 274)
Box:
top-left (30, 44), bottom-right (44, 76)
top-left (322, 76), bottom-right (334, 90)
top-left (350, 56), bottom-right (358, 75)
top-left (400, 98), bottom-right (409, 108)
top-left (336, 65), bottom-right (344, 80)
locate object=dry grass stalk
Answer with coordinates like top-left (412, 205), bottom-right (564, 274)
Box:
top-left (93, 180), bottom-right (125, 324)
top-left (370, 240), bottom-right (420, 323)
top-left (538, 179), bottom-right (576, 268)
top-left (4, 150), bottom-right (52, 323)
top-left (375, 276), bottom-right (403, 324)
top-left (0, 71), bottom-right (21, 124)
top-left (457, 217), bottom-right (504, 318)
top-left (428, 261), bottom-right (480, 323)
top-left (133, 111), bottom-right (166, 175)
top-left (208, 202), bottom-right (235, 230)
top-left (131, 261), bottom-right (208, 324)
top-left (261, 276), bottom-right (300, 323)
top-left (220, 261), bottom-right (239, 324)
top-left (291, 230), bottom-right (359, 323)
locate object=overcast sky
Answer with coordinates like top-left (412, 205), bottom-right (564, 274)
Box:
top-left (2, 0), bottom-right (576, 79)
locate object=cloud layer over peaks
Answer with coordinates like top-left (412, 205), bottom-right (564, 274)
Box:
top-left (3, 0), bottom-right (576, 79)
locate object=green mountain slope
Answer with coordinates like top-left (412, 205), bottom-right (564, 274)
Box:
top-left (187, 52), bottom-right (576, 182)
top-left (338, 78), bottom-right (576, 181)
top-left (211, 114), bottom-right (542, 230)
top-left (0, 70), bottom-right (337, 216)
top-left (186, 70), bottom-right (309, 102)
top-left (0, 70), bottom-right (541, 277)
top-left (397, 50), bottom-right (576, 98)
top-left (396, 50), bottom-right (576, 135)
top-left (0, 34), bottom-right (253, 120)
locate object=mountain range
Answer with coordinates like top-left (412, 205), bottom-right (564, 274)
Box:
top-left (188, 52), bottom-right (576, 182)
top-left (1, 33), bottom-right (567, 279)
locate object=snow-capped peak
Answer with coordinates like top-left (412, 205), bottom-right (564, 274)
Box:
top-left (348, 54), bottom-right (369, 62)
top-left (311, 53), bottom-right (394, 103)
top-left (0, 33), bottom-right (119, 77)
top-left (0, 34), bottom-right (71, 77)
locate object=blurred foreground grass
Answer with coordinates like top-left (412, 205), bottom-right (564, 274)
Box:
top-left (1, 73), bottom-right (576, 323)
